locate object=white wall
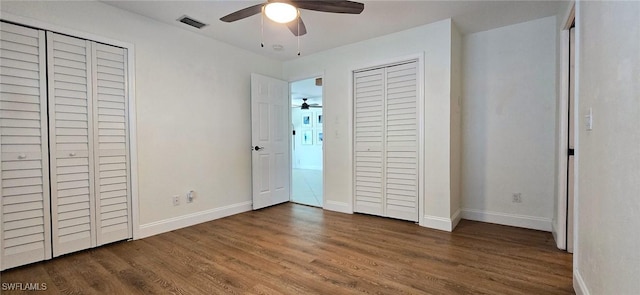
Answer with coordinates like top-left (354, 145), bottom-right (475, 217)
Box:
top-left (283, 19), bottom-right (457, 228)
top-left (1, 1), bottom-right (282, 234)
top-left (574, 1), bottom-right (640, 294)
top-left (461, 16), bottom-right (557, 231)
top-left (291, 107), bottom-right (323, 170)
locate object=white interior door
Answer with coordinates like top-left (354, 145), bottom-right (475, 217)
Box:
top-left (47, 32), bottom-right (96, 256)
top-left (91, 42), bottom-right (132, 246)
top-left (353, 68), bottom-right (385, 216)
top-left (251, 73), bottom-right (289, 210)
top-left (567, 27), bottom-right (575, 253)
top-left (0, 22), bottom-right (52, 270)
top-left (384, 62), bottom-right (419, 221)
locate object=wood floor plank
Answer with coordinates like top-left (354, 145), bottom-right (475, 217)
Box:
top-left (0, 203), bottom-right (573, 294)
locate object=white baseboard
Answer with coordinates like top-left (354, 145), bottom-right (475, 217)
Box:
top-left (574, 270), bottom-right (590, 295)
top-left (137, 201), bottom-right (252, 239)
top-left (461, 209), bottom-right (552, 232)
top-left (451, 209), bottom-right (461, 230)
top-left (422, 215), bottom-right (452, 232)
top-left (324, 200), bottom-right (352, 214)
top-left (551, 220), bottom-right (567, 250)
top-left (421, 209), bottom-right (461, 232)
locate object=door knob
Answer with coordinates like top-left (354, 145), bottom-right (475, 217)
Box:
top-left (69, 152), bottom-right (77, 157)
top-left (18, 154), bottom-right (27, 159)
top-left (254, 146), bottom-right (264, 151)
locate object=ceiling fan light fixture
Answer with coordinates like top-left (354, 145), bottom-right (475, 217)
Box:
top-left (264, 2), bottom-right (298, 23)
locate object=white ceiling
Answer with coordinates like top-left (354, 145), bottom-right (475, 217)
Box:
top-left (104, 1), bottom-right (564, 61)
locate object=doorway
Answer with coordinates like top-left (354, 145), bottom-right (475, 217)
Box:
top-left (290, 77), bottom-right (323, 207)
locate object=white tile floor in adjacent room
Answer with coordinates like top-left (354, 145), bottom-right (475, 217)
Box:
top-left (291, 169), bottom-right (323, 207)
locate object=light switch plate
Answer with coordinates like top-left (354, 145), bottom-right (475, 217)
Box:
top-left (586, 107), bottom-right (593, 131)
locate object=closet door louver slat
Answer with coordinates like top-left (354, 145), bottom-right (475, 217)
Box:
top-left (92, 43), bottom-right (131, 245)
top-left (47, 32), bottom-right (96, 256)
top-left (0, 22), bottom-right (51, 270)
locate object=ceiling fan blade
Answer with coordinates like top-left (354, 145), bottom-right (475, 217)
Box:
top-left (220, 3), bottom-right (264, 22)
top-left (286, 17), bottom-right (307, 36)
top-left (291, 0), bottom-right (364, 14)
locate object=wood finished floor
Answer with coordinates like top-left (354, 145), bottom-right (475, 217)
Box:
top-left (1, 203), bottom-right (573, 294)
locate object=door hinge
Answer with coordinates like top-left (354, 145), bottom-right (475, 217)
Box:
top-left (568, 148), bottom-right (575, 156)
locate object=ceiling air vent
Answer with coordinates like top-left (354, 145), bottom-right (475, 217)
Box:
top-left (177, 15), bottom-right (208, 29)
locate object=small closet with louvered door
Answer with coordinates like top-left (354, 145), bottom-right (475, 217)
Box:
top-left (353, 60), bottom-right (419, 222)
top-left (0, 22), bottom-right (132, 270)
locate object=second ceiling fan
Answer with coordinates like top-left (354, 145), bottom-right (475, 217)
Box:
top-left (293, 98), bottom-right (321, 110)
top-left (220, 0), bottom-right (365, 36)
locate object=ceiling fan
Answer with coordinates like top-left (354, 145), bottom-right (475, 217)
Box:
top-left (220, 0), bottom-right (365, 36)
top-left (293, 98), bottom-right (322, 110)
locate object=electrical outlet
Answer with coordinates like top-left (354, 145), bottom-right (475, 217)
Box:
top-left (186, 190), bottom-right (194, 203)
top-left (172, 195), bottom-right (180, 206)
top-left (512, 193), bottom-right (522, 203)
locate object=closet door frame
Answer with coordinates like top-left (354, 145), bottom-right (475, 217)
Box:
top-left (349, 53), bottom-right (425, 225)
top-left (1, 12), bottom-right (140, 239)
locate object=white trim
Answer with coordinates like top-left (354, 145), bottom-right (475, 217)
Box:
top-left (572, 0), bottom-right (582, 277)
top-left (128, 47), bottom-right (140, 239)
top-left (555, 28), bottom-right (570, 250)
top-left (347, 67), bottom-right (355, 214)
top-left (0, 12), bottom-right (141, 240)
top-left (138, 201), bottom-right (252, 239)
top-left (416, 53), bottom-right (426, 228)
top-left (562, 2), bottom-right (576, 30)
top-left (324, 201), bottom-right (352, 214)
top-left (422, 215), bottom-right (454, 232)
top-left (461, 209), bottom-right (552, 232)
top-left (350, 53), bottom-right (425, 223)
top-left (574, 270), bottom-right (590, 295)
top-left (423, 209), bottom-right (460, 232)
top-left (451, 208), bottom-right (461, 230)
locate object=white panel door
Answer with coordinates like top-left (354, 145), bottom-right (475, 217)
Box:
top-left (385, 62), bottom-right (418, 222)
top-left (91, 42), bottom-right (132, 245)
top-left (251, 73), bottom-right (289, 210)
top-left (0, 22), bottom-right (51, 270)
top-left (47, 32), bottom-right (96, 256)
top-left (353, 68), bottom-right (385, 215)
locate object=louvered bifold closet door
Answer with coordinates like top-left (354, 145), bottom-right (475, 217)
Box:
top-left (0, 22), bottom-right (51, 270)
top-left (385, 62), bottom-right (418, 222)
top-left (47, 32), bottom-right (96, 256)
top-left (353, 68), bottom-right (385, 216)
top-left (91, 43), bottom-right (131, 245)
